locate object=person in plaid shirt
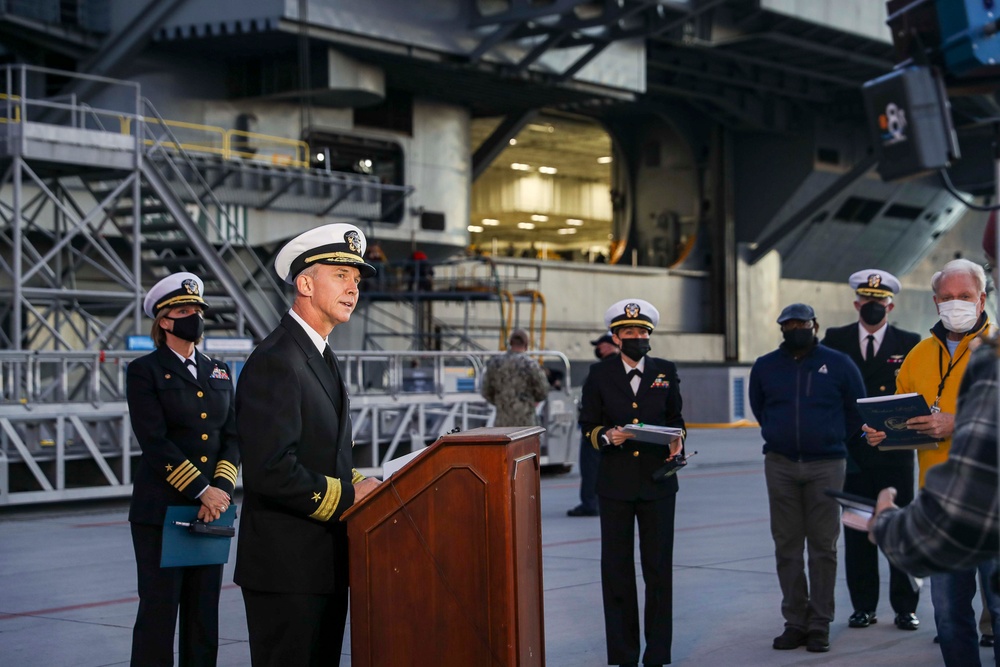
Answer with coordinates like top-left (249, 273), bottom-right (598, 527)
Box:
top-left (870, 332), bottom-right (999, 575)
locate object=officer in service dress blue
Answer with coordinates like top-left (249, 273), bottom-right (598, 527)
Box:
top-left (127, 272), bottom-right (240, 667)
top-left (821, 270), bottom-right (921, 632)
top-left (579, 299), bottom-right (685, 667)
top-left (235, 223), bottom-right (381, 666)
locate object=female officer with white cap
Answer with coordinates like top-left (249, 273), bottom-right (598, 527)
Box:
top-left (126, 271), bottom-right (240, 667)
top-left (579, 298), bottom-right (685, 667)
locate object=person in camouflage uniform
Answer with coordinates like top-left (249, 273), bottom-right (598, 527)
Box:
top-left (481, 329), bottom-right (549, 427)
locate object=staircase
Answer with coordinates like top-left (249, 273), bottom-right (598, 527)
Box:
top-left (82, 101), bottom-right (293, 339)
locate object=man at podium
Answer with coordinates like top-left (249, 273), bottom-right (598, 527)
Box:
top-left (235, 223), bottom-right (381, 666)
top-left (579, 298), bottom-right (685, 667)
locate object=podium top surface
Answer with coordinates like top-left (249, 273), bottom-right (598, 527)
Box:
top-left (439, 425), bottom-right (545, 444)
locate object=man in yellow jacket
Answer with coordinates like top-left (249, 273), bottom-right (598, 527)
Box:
top-left (865, 258), bottom-right (998, 667)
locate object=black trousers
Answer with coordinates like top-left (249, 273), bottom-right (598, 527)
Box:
top-left (599, 493), bottom-right (676, 666)
top-left (242, 586), bottom-right (349, 667)
top-left (843, 462), bottom-right (918, 615)
top-left (130, 522), bottom-right (223, 667)
top-left (578, 435), bottom-right (601, 513)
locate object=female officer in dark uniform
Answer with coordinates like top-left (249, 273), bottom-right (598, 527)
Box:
top-left (579, 298), bottom-right (685, 667)
top-left (127, 272), bottom-right (240, 667)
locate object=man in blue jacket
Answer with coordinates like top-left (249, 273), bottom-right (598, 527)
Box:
top-left (749, 303), bottom-right (866, 654)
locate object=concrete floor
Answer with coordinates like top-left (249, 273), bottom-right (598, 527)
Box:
top-left (0, 427), bottom-right (983, 666)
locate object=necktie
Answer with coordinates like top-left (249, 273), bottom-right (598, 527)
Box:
top-left (322, 346), bottom-right (344, 408)
top-left (865, 334), bottom-right (875, 362)
top-left (184, 359), bottom-right (197, 378)
top-left (627, 368), bottom-right (642, 380)
top-left (323, 346), bottom-right (343, 383)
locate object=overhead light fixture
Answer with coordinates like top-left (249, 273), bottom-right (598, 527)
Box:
top-left (511, 163), bottom-right (530, 171)
top-left (557, 228), bottom-right (577, 235)
top-left (517, 222), bottom-right (535, 230)
top-left (597, 156), bottom-right (613, 164)
top-left (468, 225), bottom-right (484, 233)
top-left (508, 138), bottom-right (517, 146)
top-left (482, 218), bottom-right (499, 226)
top-left (530, 214), bottom-right (548, 222)
top-left (538, 166), bottom-right (557, 174)
top-left (566, 219), bottom-right (584, 226)
top-left (315, 152), bottom-right (325, 162)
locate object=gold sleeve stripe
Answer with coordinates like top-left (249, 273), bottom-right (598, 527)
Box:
top-left (309, 476), bottom-right (342, 522)
top-left (351, 468), bottom-right (365, 484)
top-left (167, 461), bottom-right (200, 492)
top-left (588, 428), bottom-right (601, 450)
top-left (214, 461), bottom-right (238, 485)
top-left (166, 460), bottom-right (196, 486)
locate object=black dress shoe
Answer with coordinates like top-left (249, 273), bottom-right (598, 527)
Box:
top-left (566, 505), bottom-right (599, 517)
top-left (806, 630), bottom-right (830, 653)
top-left (616, 663), bottom-right (638, 667)
top-left (982, 634), bottom-right (995, 647)
top-left (773, 627), bottom-right (808, 650)
top-left (848, 610), bottom-right (877, 628)
top-left (894, 612), bottom-right (919, 630)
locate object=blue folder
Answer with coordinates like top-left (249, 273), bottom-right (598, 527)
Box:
top-left (161, 505), bottom-right (237, 568)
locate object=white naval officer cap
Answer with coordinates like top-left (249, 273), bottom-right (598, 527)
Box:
top-left (848, 269), bottom-right (901, 299)
top-left (273, 223), bottom-right (377, 284)
top-left (142, 272), bottom-right (209, 318)
top-left (604, 298), bottom-right (659, 332)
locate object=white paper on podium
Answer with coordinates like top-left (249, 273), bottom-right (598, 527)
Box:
top-left (382, 448), bottom-right (428, 479)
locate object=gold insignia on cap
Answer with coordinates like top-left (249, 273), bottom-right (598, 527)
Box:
top-left (867, 274), bottom-right (881, 289)
top-left (181, 278), bottom-right (200, 296)
top-left (345, 230), bottom-right (362, 254)
top-left (625, 303), bottom-right (640, 318)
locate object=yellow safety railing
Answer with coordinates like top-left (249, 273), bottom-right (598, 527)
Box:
top-left (227, 129), bottom-right (309, 168)
top-left (118, 117), bottom-right (311, 168)
top-left (120, 116), bottom-right (227, 157)
top-left (0, 94), bottom-right (22, 124)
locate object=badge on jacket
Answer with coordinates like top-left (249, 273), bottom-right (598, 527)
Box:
top-left (210, 366), bottom-right (230, 380)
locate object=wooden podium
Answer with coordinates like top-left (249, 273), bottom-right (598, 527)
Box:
top-left (343, 426), bottom-right (546, 667)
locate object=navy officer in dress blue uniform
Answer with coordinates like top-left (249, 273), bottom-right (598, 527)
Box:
top-left (235, 223), bottom-right (381, 667)
top-left (127, 271), bottom-right (240, 667)
top-left (821, 270), bottom-right (921, 632)
top-left (579, 298), bottom-right (685, 667)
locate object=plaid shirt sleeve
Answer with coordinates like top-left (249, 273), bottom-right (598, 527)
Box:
top-left (873, 343), bottom-right (1000, 577)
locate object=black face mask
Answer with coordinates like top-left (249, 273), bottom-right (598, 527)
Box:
top-left (619, 338), bottom-right (651, 361)
top-left (782, 328), bottom-right (815, 350)
top-left (859, 301), bottom-right (887, 326)
top-left (166, 313), bottom-right (204, 342)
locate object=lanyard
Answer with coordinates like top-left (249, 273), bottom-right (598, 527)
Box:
top-left (934, 343), bottom-right (969, 411)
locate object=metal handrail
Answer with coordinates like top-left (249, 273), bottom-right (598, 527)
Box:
top-left (0, 348), bottom-right (572, 405)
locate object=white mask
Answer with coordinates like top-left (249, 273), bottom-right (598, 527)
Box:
top-left (937, 299), bottom-right (980, 333)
